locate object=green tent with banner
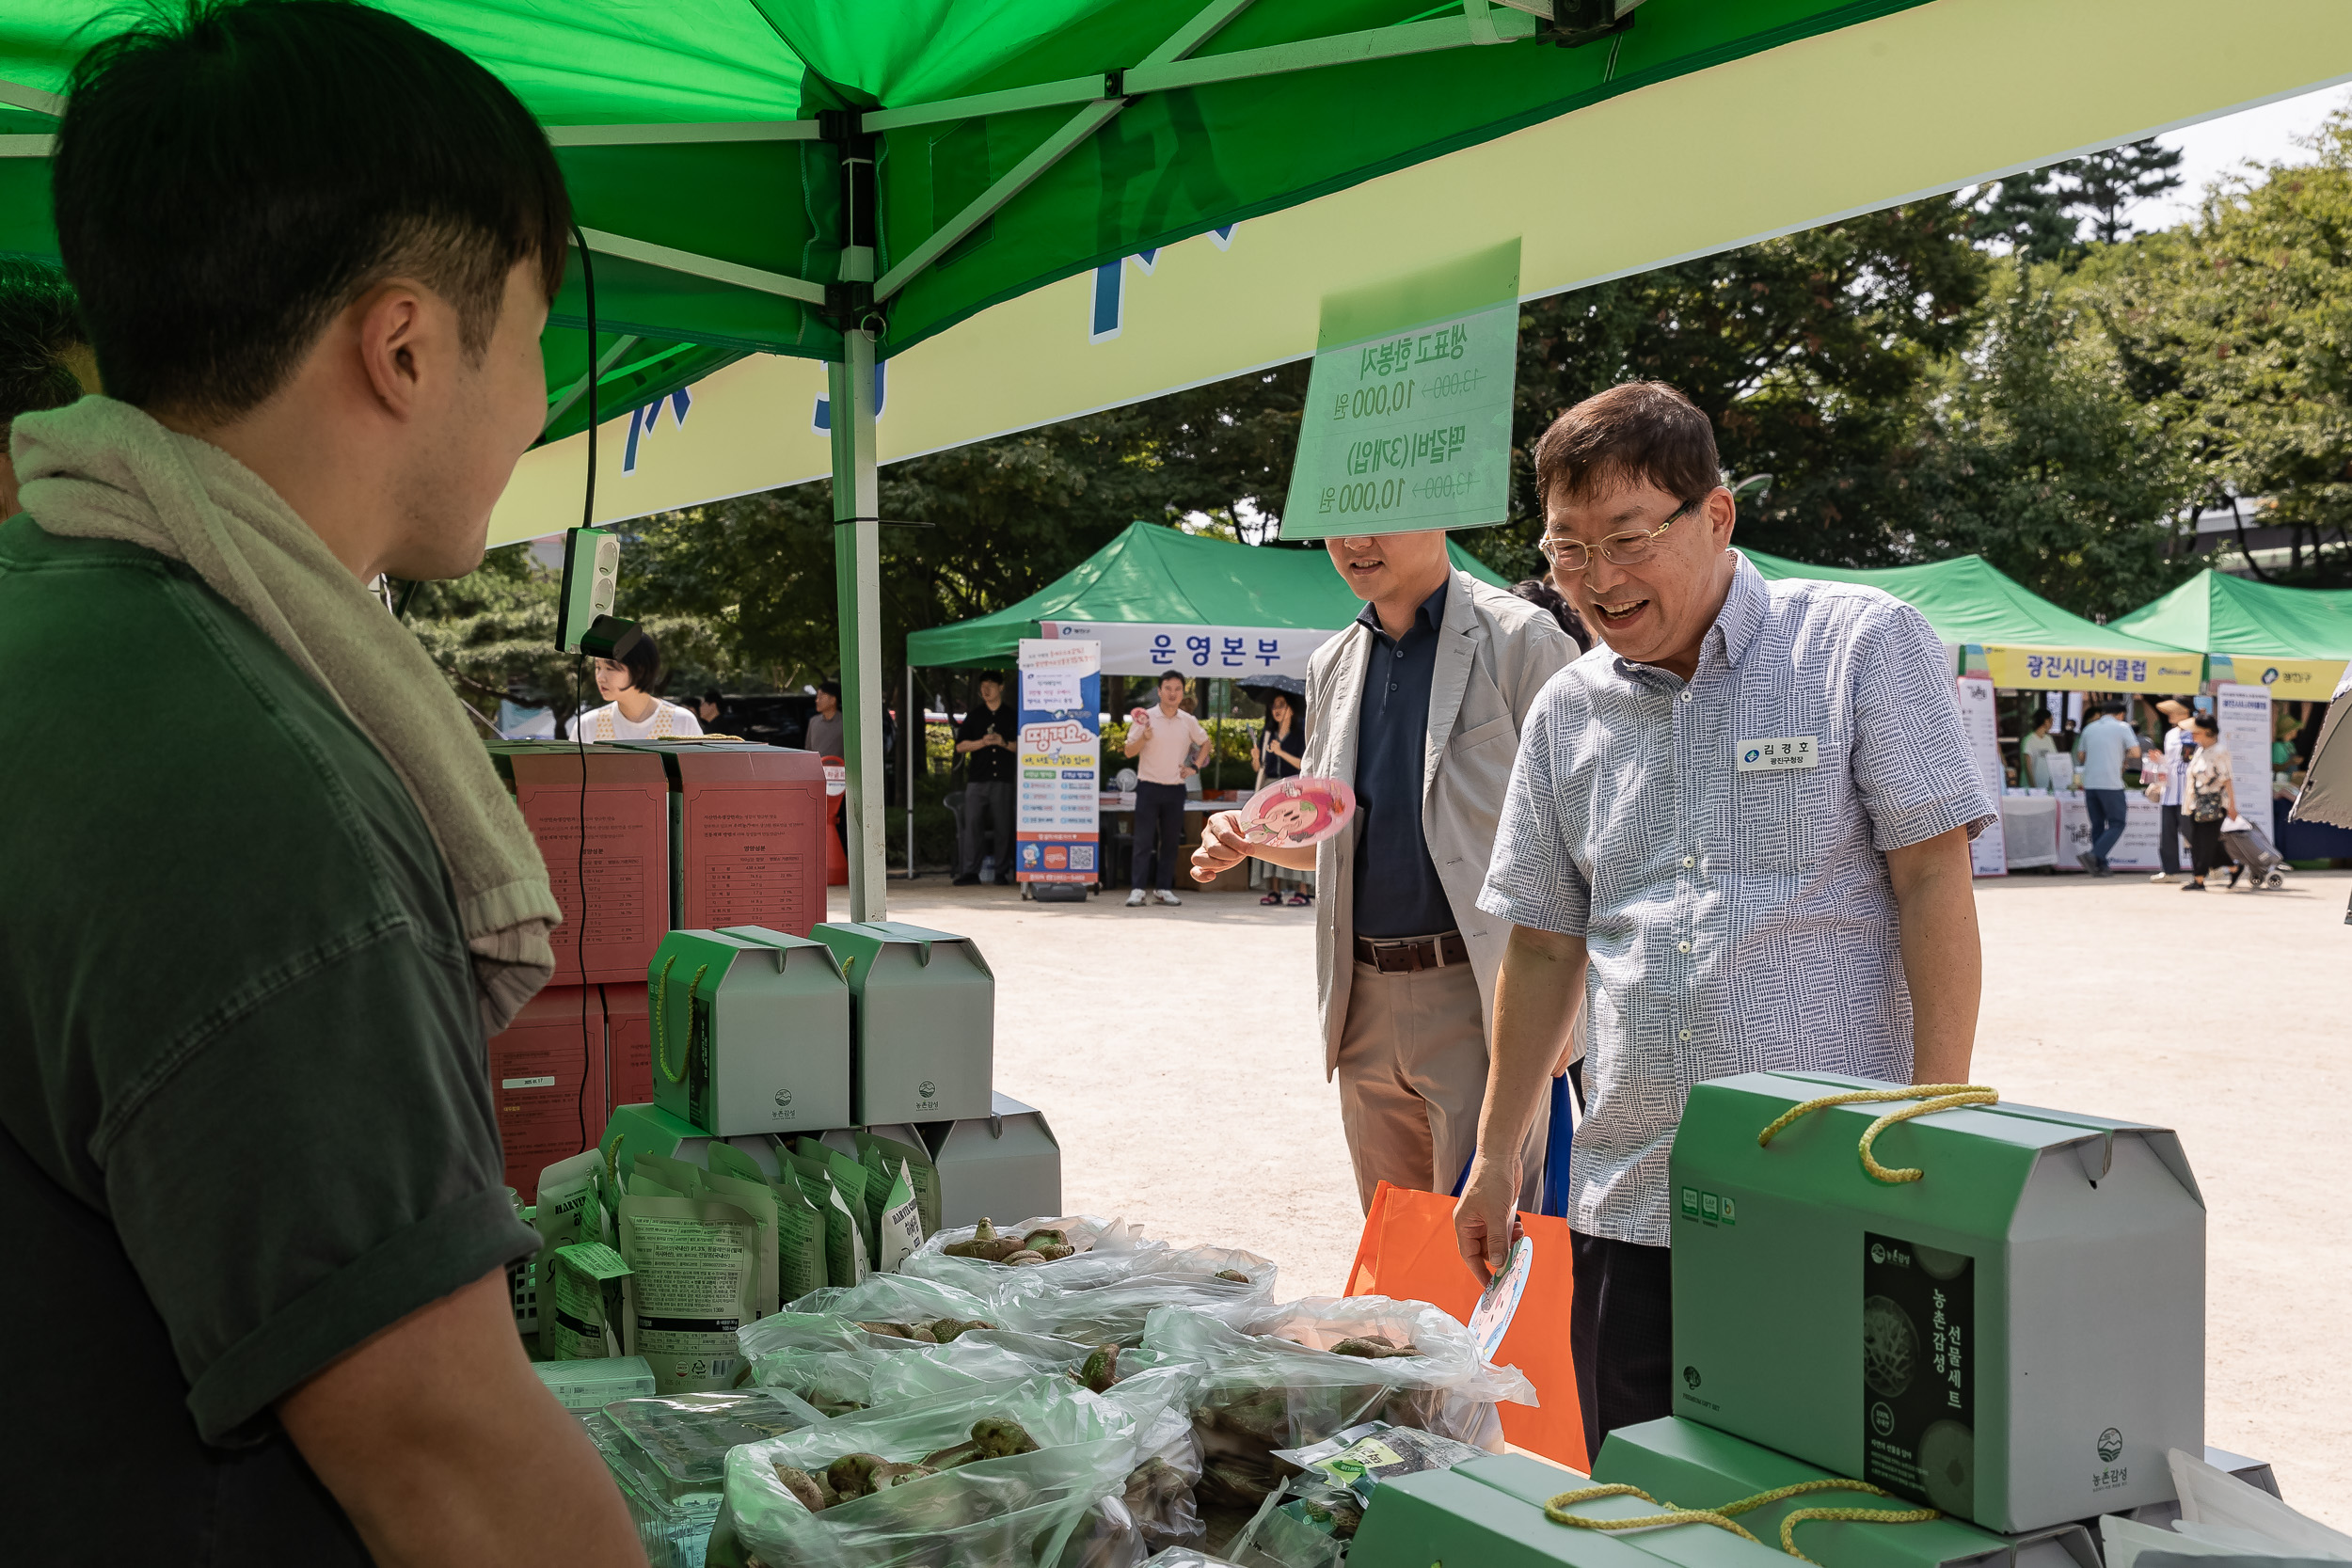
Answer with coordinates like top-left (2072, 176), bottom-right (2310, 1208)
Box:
top-left (5, 0), bottom-right (2348, 914)
top-left (906, 521), bottom-right (1509, 672)
top-left (1741, 548), bottom-right (2204, 693)
top-left (2112, 567), bottom-right (2352, 705)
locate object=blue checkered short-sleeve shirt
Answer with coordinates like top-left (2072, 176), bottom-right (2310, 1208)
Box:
top-left (1476, 553), bottom-right (1995, 1244)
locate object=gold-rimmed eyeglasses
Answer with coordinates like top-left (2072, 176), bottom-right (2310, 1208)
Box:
top-left (1538, 495), bottom-right (1701, 574)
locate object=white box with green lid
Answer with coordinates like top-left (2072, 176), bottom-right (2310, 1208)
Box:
top-left (811, 921), bottom-right (993, 1124)
top-left (1669, 1071), bottom-right (2203, 1534)
top-left (646, 927), bottom-right (851, 1136)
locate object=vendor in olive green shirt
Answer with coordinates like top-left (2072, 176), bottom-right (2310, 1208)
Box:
top-left (0, 7), bottom-right (640, 1565)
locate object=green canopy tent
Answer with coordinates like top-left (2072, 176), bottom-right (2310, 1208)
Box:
top-left (4, 0), bottom-right (2347, 917)
top-left (906, 521), bottom-right (1507, 671)
top-left (1742, 548), bottom-right (2204, 693)
top-left (2113, 568), bottom-right (2352, 705)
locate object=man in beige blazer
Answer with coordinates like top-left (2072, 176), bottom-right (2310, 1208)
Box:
top-left (1195, 530), bottom-right (1579, 1211)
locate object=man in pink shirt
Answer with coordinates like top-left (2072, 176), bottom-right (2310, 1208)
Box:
top-left (1123, 670), bottom-right (1212, 907)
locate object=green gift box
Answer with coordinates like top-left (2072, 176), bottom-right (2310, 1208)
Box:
top-left (811, 921), bottom-right (994, 1125)
top-left (646, 928), bottom-right (850, 1136)
top-left (1669, 1072), bottom-right (2203, 1533)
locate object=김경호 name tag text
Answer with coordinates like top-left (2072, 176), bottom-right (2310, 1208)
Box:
top-left (1737, 736), bottom-right (1818, 772)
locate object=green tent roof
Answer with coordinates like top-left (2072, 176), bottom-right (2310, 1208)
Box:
top-left (1741, 548), bottom-right (2192, 656)
top-left (907, 521), bottom-right (1509, 667)
top-left (2111, 568), bottom-right (2352, 660)
top-left (8, 0), bottom-right (2347, 459)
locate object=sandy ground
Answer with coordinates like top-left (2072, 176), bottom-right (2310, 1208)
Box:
top-left (830, 867), bottom-right (2352, 1522)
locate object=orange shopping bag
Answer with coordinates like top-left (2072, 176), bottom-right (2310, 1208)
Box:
top-left (1344, 1180), bottom-right (1586, 1472)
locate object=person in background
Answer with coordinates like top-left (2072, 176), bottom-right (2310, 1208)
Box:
top-left (1126, 669), bottom-right (1211, 906)
top-left (1, 3), bottom-right (642, 1561)
top-left (951, 671), bottom-right (1016, 887)
top-left (0, 258), bottom-right (99, 515)
top-left (2182, 713), bottom-right (2236, 893)
top-left (1190, 524), bottom-right (1575, 1218)
top-left (2149, 698), bottom-right (2194, 882)
top-left (1509, 575), bottom-right (1594, 655)
top-left (1456, 380), bottom-right (1991, 1455)
top-left (2022, 710), bottom-right (2058, 789)
top-left (803, 678), bottom-right (844, 758)
top-left (566, 629), bottom-right (701, 740)
top-left (696, 688), bottom-right (723, 727)
top-left (1250, 689), bottom-right (1311, 906)
top-left (2074, 699), bottom-right (2140, 877)
top-left (2173, 714), bottom-right (2230, 893)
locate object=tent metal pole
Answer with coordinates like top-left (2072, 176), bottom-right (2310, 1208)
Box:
top-left (905, 664), bottom-right (916, 879)
top-left (830, 325), bottom-right (887, 921)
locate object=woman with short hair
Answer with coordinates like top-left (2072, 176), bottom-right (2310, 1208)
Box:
top-left (2182, 714), bottom-right (2235, 893)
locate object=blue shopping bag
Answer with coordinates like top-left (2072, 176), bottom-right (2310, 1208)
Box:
top-left (1454, 1071), bottom-right (1576, 1217)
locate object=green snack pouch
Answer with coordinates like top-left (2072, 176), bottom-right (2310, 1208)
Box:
top-left (615, 1195), bottom-right (760, 1393)
top-left (628, 1171), bottom-right (684, 1199)
top-left (634, 1150), bottom-right (708, 1193)
top-left (544, 1242), bottom-right (632, 1361)
top-left (820, 1148), bottom-right (876, 1264)
top-left (856, 1131), bottom-right (941, 1240)
top-left (695, 1167), bottom-right (782, 1318)
top-left (704, 1142), bottom-right (770, 1187)
top-left (767, 1169), bottom-right (828, 1304)
top-left (785, 1150), bottom-right (862, 1289)
top-left (876, 1160), bottom-right (924, 1274)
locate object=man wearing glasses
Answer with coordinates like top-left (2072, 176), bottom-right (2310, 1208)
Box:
top-left (1455, 381), bottom-right (1993, 1455)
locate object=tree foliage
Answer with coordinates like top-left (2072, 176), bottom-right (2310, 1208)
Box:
top-left (2087, 111), bottom-right (2352, 584)
top-left (1506, 198), bottom-right (1990, 574)
top-left (409, 126), bottom-right (2352, 699)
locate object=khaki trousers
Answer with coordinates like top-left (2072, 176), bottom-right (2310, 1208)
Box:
top-left (1335, 958), bottom-right (1549, 1214)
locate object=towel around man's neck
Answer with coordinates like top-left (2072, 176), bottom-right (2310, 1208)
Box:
top-left (15, 396), bottom-right (559, 1032)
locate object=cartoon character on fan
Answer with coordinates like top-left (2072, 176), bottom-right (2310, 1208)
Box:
top-left (1241, 777), bottom-right (1353, 847)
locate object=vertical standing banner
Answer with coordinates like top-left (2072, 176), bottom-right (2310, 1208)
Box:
top-left (1016, 638), bottom-right (1102, 885)
top-left (1955, 675), bottom-right (2009, 877)
top-left (2215, 682), bottom-right (2272, 806)
top-left (1281, 239), bottom-right (1520, 539)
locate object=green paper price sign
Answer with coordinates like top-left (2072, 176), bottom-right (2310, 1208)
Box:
top-left (1282, 239), bottom-right (1521, 539)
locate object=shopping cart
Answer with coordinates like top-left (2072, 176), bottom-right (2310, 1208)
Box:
top-left (2219, 817), bottom-right (2288, 889)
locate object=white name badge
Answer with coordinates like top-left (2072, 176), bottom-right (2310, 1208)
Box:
top-left (1737, 736), bottom-right (1818, 772)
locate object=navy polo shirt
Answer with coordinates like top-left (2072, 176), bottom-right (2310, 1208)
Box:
top-left (1351, 580), bottom-right (1455, 939)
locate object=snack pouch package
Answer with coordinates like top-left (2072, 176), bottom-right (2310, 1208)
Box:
top-left (876, 1161), bottom-right (924, 1275)
top-left (618, 1194), bottom-right (763, 1393)
top-left (1141, 1297), bottom-right (1535, 1512)
top-left (534, 1148), bottom-right (606, 1252)
top-left (1002, 1245), bottom-right (1279, 1347)
top-left (906, 1214), bottom-right (1158, 1302)
top-left (708, 1142), bottom-right (826, 1302)
top-left (818, 1143), bottom-right (878, 1264)
top-left (706, 1370), bottom-right (1187, 1568)
top-left (856, 1130), bottom-right (943, 1238)
top-left (545, 1241), bottom-right (634, 1361)
top-left (696, 1166), bottom-right (782, 1319)
top-left (786, 1149), bottom-right (866, 1289)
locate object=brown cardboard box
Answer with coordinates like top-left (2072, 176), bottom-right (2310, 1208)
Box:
top-left (490, 743), bottom-right (671, 985)
top-left (623, 742), bottom-right (828, 936)
top-left (486, 984), bottom-right (607, 1201)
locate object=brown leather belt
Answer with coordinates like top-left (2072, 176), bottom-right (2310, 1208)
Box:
top-left (1353, 930), bottom-right (1470, 974)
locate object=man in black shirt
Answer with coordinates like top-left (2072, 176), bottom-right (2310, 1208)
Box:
top-left (954, 669), bottom-right (1019, 885)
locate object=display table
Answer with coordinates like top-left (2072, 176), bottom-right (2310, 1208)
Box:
top-left (2055, 790), bottom-right (2166, 871)
top-left (1997, 793), bottom-right (2058, 868)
